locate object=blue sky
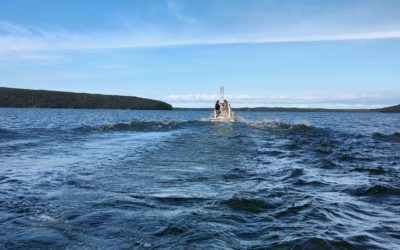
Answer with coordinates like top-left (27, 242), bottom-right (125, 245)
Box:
top-left (0, 0), bottom-right (399, 108)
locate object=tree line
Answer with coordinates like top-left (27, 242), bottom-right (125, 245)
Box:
top-left (0, 87), bottom-right (172, 110)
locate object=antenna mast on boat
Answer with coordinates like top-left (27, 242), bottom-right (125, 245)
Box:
top-left (220, 86), bottom-right (224, 101)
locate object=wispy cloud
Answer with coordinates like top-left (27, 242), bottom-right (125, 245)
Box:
top-left (165, 93), bottom-right (254, 101)
top-left (1, 19), bottom-right (400, 54)
top-left (166, 92), bottom-right (400, 101)
top-left (2, 0), bottom-right (400, 54)
top-left (0, 51), bottom-right (69, 63)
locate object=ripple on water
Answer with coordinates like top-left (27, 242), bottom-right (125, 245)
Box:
top-left (152, 196), bottom-right (209, 207)
top-left (224, 196), bottom-right (276, 213)
top-left (74, 120), bottom-right (209, 134)
top-left (1, 110), bottom-right (400, 249)
top-left (349, 184), bottom-right (400, 197)
top-left (265, 237), bottom-right (355, 250)
top-left (351, 165), bottom-right (386, 175)
top-left (281, 168), bottom-right (305, 180)
top-left (5, 228), bottom-right (68, 250)
top-left (373, 132), bottom-right (400, 142)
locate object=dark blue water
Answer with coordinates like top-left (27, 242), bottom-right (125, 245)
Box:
top-left (0, 108), bottom-right (399, 249)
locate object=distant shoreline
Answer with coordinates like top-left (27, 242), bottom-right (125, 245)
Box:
top-left (174, 107), bottom-right (368, 112)
top-left (0, 87), bottom-right (172, 110)
top-left (1, 87), bottom-right (398, 112)
top-left (174, 105), bottom-right (400, 113)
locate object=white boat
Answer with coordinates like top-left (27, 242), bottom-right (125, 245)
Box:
top-left (210, 86), bottom-right (236, 122)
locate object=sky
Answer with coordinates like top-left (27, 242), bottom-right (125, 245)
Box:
top-left (0, 0), bottom-right (399, 108)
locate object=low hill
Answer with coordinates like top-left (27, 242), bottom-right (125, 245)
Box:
top-left (0, 87), bottom-right (172, 110)
top-left (373, 104), bottom-right (400, 113)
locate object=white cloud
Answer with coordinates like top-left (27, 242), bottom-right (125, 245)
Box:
top-left (2, 1), bottom-right (400, 55)
top-left (0, 51), bottom-right (69, 63)
top-left (165, 93), bottom-right (254, 101)
top-left (1, 19), bottom-right (400, 54)
top-left (164, 92), bottom-right (400, 108)
top-left (166, 92), bottom-right (400, 101)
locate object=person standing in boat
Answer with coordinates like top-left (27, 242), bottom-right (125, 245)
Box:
top-left (223, 100), bottom-right (229, 113)
top-left (215, 100), bottom-right (221, 116)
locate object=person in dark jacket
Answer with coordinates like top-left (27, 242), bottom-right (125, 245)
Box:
top-left (215, 101), bottom-right (220, 116)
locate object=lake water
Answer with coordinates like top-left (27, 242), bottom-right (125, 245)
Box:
top-left (0, 108), bottom-right (399, 249)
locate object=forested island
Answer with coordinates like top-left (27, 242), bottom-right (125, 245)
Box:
top-left (373, 104), bottom-right (400, 113)
top-left (0, 87), bottom-right (172, 110)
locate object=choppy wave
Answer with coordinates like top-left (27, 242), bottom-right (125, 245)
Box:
top-left (241, 119), bottom-right (312, 131)
top-left (75, 120), bottom-right (208, 133)
top-left (224, 196), bottom-right (275, 212)
top-left (1, 109), bottom-right (400, 249)
top-left (373, 132), bottom-right (400, 142)
top-left (269, 237), bottom-right (355, 250)
top-left (69, 119), bottom-right (327, 142)
top-left (351, 166), bottom-right (386, 175)
top-left (0, 128), bottom-right (19, 138)
top-left (350, 184), bottom-right (400, 196)
top-left (3, 119), bottom-right (326, 138)
top-left (0, 128), bottom-right (10, 134)
top-left (0, 129), bottom-right (15, 142)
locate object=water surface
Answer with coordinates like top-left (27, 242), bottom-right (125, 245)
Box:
top-left (0, 108), bottom-right (399, 249)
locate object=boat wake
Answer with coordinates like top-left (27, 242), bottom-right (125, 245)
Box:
top-left (1, 109), bottom-right (400, 249)
top-left (74, 120), bottom-right (210, 133)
